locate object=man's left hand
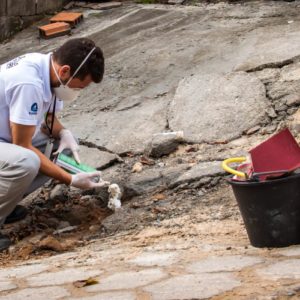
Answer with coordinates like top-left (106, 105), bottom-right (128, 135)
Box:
top-left (53, 129), bottom-right (81, 163)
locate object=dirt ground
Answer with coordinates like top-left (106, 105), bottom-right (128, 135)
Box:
top-left (0, 143), bottom-right (239, 266)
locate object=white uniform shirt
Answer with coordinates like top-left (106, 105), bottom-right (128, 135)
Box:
top-left (0, 53), bottom-right (63, 143)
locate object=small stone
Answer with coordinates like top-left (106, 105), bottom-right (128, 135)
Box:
top-left (80, 195), bottom-right (93, 201)
top-left (89, 225), bottom-right (101, 232)
top-left (278, 111), bottom-right (287, 116)
top-left (46, 217), bottom-right (60, 228)
top-left (57, 221), bottom-right (71, 230)
top-left (49, 184), bottom-right (66, 201)
top-left (276, 115), bottom-right (285, 121)
top-left (274, 103), bottom-right (287, 112)
top-left (177, 158), bottom-right (184, 164)
top-left (284, 94), bottom-right (300, 106)
top-left (145, 131), bottom-right (184, 158)
top-left (260, 125), bottom-right (277, 135)
top-left (210, 177), bottom-right (220, 186)
top-left (246, 126), bottom-right (260, 135)
top-left (287, 108), bottom-right (297, 115)
top-left (266, 107), bottom-right (277, 118)
top-left (198, 190), bottom-right (204, 196)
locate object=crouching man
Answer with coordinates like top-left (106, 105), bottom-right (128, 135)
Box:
top-left (0, 38), bottom-right (107, 251)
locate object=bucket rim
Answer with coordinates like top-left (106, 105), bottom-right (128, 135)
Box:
top-left (226, 172), bottom-right (300, 186)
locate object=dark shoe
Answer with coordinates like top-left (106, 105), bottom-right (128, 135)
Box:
top-left (0, 234), bottom-right (12, 252)
top-left (4, 205), bottom-right (28, 224)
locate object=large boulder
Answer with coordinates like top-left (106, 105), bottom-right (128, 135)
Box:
top-left (234, 23), bottom-right (300, 71)
top-left (168, 72), bottom-right (270, 143)
top-left (61, 98), bottom-right (168, 154)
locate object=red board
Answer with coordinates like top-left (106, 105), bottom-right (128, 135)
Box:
top-left (249, 128), bottom-right (300, 178)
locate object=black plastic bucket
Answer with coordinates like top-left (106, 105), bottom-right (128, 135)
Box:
top-left (228, 173), bottom-right (300, 248)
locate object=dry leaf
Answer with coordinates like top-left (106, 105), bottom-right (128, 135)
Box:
top-left (185, 146), bottom-right (197, 153)
top-left (151, 206), bottom-right (167, 214)
top-left (38, 236), bottom-right (64, 252)
top-left (126, 152), bottom-right (134, 157)
top-left (140, 156), bottom-right (155, 165)
top-left (73, 277), bottom-right (99, 288)
top-left (211, 140), bottom-right (228, 145)
top-left (152, 193), bottom-right (166, 201)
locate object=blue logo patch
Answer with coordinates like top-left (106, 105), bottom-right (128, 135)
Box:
top-left (29, 103), bottom-right (38, 115)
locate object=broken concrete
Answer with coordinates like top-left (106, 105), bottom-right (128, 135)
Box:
top-left (169, 161), bottom-right (224, 188)
top-left (145, 131), bottom-right (184, 158)
top-left (168, 72), bottom-right (269, 143)
top-left (78, 145), bottom-right (120, 170)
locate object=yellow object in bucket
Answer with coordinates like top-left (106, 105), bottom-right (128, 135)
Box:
top-left (222, 157), bottom-right (248, 179)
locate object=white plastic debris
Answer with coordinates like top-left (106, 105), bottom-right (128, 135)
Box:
top-left (108, 183), bottom-right (122, 211)
top-left (153, 131), bottom-right (184, 139)
top-left (132, 162), bottom-right (143, 173)
top-left (53, 225), bottom-right (78, 235)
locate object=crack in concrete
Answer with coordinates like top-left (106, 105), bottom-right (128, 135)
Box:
top-left (117, 102), bottom-right (141, 112)
top-left (78, 139), bottom-right (125, 171)
top-left (246, 54), bottom-right (300, 73)
top-left (79, 139), bottom-right (116, 154)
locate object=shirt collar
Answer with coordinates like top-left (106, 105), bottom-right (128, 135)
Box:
top-left (42, 53), bottom-right (53, 102)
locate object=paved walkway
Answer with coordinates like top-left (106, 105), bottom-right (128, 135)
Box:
top-left (1, 221), bottom-right (300, 300)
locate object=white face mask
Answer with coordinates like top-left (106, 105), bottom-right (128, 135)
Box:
top-left (51, 46), bottom-right (96, 101)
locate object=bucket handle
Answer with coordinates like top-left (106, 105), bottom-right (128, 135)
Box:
top-left (222, 157), bottom-right (247, 179)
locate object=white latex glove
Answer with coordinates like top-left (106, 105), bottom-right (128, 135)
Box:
top-left (53, 129), bottom-right (81, 163)
top-left (71, 171), bottom-right (110, 190)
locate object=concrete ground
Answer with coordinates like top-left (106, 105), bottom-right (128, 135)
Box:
top-left (2, 0), bottom-right (300, 299)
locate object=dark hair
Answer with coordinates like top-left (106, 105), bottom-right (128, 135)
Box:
top-left (53, 38), bottom-right (104, 83)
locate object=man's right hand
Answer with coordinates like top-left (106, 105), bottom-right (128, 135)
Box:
top-left (71, 171), bottom-right (110, 189)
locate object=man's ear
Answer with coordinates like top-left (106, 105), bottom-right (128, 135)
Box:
top-left (58, 65), bottom-right (71, 81)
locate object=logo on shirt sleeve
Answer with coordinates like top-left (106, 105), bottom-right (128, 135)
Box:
top-left (6, 55), bottom-right (25, 69)
top-left (29, 103), bottom-right (38, 115)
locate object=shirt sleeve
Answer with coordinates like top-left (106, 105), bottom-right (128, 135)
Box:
top-left (8, 84), bottom-right (44, 126)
